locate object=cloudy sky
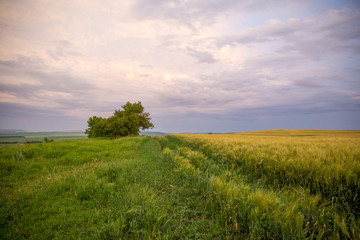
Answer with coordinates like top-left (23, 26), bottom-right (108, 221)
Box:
top-left (0, 0), bottom-right (359, 133)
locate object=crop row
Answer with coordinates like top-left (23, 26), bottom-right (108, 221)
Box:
top-left (159, 135), bottom-right (360, 239)
top-left (171, 134), bottom-right (360, 217)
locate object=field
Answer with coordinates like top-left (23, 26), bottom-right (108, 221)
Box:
top-left (1, 130), bottom-right (359, 239)
top-left (0, 131), bottom-right (87, 144)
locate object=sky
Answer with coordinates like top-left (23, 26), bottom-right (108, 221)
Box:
top-left (0, 0), bottom-right (359, 133)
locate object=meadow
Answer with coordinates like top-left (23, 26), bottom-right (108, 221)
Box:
top-left (1, 130), bottom-right (359, 239)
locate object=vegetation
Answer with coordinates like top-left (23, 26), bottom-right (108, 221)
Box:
top-left (43, 137), bottom-right (54, 143)
top-left (173, 130), bottom-right (360, 215)
top-left (1, 130), bottom-right (359, 239)
top-left (167, 130), bottom-right (360, 238)
top-left (0, 131), bottom-right (86, 144)
top-left (85, 101), bottom-right (154, 138)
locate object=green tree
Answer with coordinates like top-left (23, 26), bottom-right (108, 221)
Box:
top-left (85, 102), bottom-right (154, 138)
top-left (84, 116), bottom-right (105, 138)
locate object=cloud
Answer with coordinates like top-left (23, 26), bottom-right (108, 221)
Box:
top-left (0, 55), bottom-right (94, 93)
top-left (0, 53), bottom-right (101, 120)
top-left (217, 8), bottom-right (360, 58)
top-left (186, 47), bottom-right (217, 63)
top-left (131, 0), bottom-right (239, 27)
top-left (47, 40), bottom-right (83, 61)
top-left (131, 0), bottom-right (306, 29)
top-left (0, 0), bottom-right (359, 131)
top-left (0, 102), bottom-right (60, 118)
top-left (0, 102), bottom-right (87, 131)
top-left (292, 78), bottom-right (327, 88)
top-left (139, 64), bottom-right (154, 68)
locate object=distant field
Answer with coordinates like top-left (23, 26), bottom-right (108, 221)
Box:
top-left (233, 129), bottom-right (360, 137)
top-left (1, 130), bottom-right (359, 239)
top-left (0, 131), bottom-right (87, 144)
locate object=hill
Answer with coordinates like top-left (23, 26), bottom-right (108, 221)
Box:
top-left (0, 131), bottom-right (87, 144)
top-left (140, 131), bottom-right (168, 136)
top-left (0, 129), bottom-right (25, 132)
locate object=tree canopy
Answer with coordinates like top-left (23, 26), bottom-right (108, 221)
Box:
top-left (85, 102), bottom-right (154, 138)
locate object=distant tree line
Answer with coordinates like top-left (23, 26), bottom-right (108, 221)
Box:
top-left (85, 101), bottom-right (154, 138)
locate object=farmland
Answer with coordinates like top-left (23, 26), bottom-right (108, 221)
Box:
top-left (0, 131), bottom-right (87, 144)
top-left (1, 130), bottom-right (359, 239)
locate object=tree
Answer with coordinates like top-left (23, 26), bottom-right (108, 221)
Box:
top-left (84, 116), bottom-right (105, 138)
top-left (85, 101), bottom-right (154, 138)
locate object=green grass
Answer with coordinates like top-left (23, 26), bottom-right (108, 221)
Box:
top-left (1, 137), bottom-right (235, 239)
top-left (1, 130), bottom-right (359, 239)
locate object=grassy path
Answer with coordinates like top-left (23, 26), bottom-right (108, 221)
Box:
top-left (1, 136), bottom-right (234, 239)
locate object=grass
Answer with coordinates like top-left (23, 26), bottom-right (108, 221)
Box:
top-left (1, 137), bottom-right (234, 239)
top-left (1, 137), bottom-right (169, 239)
top-left (1, 130), bottom-right (359, 239)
